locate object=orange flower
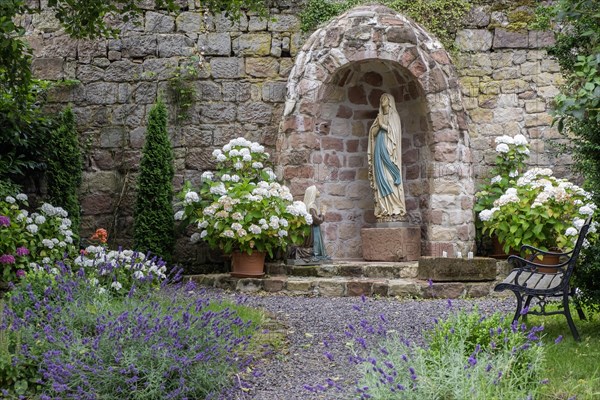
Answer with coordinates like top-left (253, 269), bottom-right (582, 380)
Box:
top-left (90, 228), bottom-right (108, 244)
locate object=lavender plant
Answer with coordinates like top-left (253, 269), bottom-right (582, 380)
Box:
top-left (1, 264), bottom-right (264, 399)
top-left (350, 308), bottom-right (546, 399)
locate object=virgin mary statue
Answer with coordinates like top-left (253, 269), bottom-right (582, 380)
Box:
top-left (367, 93), bottom-right (407, 221)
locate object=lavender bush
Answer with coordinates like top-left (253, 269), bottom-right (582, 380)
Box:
top-left (349, 307), bottom-right (546, 399)
top-left (1, 264), bottom-right (264, 399)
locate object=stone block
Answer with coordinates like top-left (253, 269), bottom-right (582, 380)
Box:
top-left (158, 34), bottom-right (195, 57)
top-left (268, 14), bottom-right (300, 32)
top-left (145, 11), bottom-right (174, 33)
top-left (210, 58), bottom-right (244, 79)
top-left (246, 57), bottom-right (280, 77)
top-left (223, 82), bottom-right (252, 102)
top-left (421, 282), bottom-right (465, 299)
top-left (262, 81), bottom-right (287, 102)
top-left (493, 29), bottom-right (528, 49)
top-left (455, 29), bottom-right (493, 51)
top-left (232, 33), bottom-right (271, 56)
top-left (417, 257), bottom-right (497, 281)
top-left (237, 102), bottom-right (273, 123)
top-left (464, 6), bottom-right (490, 27)
top-left (263, 278), bottom-right (286, 292)
top-left (199, 33), bottom-right (232, 56)
top-left (200, 103), bottom-right (237, 123)
top-left (466, 282), bottom-right (493, 298)
top-left (236, 278), bottom-right (263, 293)
top-left (361, 226), bottom-right (421, 261)
top-left (347, 281), bottom-right (373, 296)
top-left (121, 35), bottom-right (157, 58)
top-left (372, 282), bottom-right (389, 296)
top-left (529, 31), bottom-right (555, 48)
top-left (31, 58), bottom-right (64, 80)
top-left (176, 12), bottom-right (201, 33)
top-left (105, 60), bottom-right (143, 82)
top-left (388, 279), bottom-right (420, 297)
top-left (336, 265), bottom-right (363, 277)
top-left (143, 58), bottom-right (178, 80)
top-left (286, 279), bottom-right (314, 292)
top-left (316, 279), bottom-right (345, 296)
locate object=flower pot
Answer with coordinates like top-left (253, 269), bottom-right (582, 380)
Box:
top-left (490, 236), bottom-right (519, 259)
top-left (535, 253), bottom-right (561, 274)
top-left (230, 251), bottom-right (266, 278)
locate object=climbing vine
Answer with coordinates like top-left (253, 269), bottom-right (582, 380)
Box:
top-left (166, 57), bottom-right (201, 123)
top-left (300, 0), bottom-right (472, 50)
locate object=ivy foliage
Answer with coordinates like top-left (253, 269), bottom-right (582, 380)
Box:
top-left (537, 0), bottom-right (600, 309)
top-left (300, 0), bottom-right (472, 50)
top-left (46, 107), bottom-right (83, 235)
top-left (134, 99), bottom-right (175, 262)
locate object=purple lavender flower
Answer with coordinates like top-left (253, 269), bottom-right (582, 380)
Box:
top-left (16, 269), bottom-right (26, 278)
top-left (0, 254), bottom-right (15, 264)
top-left (555, 335), bottom-right (563, 344)
top-left (0, 215), bottom-right (10, 226)
top-left (15, 246), bottom-right (30, 256)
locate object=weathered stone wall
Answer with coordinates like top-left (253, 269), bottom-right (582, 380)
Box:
top-left (22, 1), bottom-right (567, 267)
top-left (456, 4), bottom-right (566, 179)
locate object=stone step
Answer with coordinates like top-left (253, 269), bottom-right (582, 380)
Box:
top-left (265, 261), bottom-right (419, 279)
top-left (187, 273), bottom-right (506, 299)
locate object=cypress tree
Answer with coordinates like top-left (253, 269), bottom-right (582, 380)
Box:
top-left (47, 107), bottom-right (82, 235)
top-left (134, 98), bottom-right (174, 260)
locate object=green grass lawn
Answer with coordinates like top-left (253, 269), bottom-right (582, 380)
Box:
top-left (527, 304), bottom-right (600, 400)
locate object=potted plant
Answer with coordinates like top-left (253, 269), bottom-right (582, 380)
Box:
top-left (474, 134), bottom-right (530, 255)
top-left (177, 137), bottom-right (312, 277)
top-left (479, 167), bottom-right (597, 259)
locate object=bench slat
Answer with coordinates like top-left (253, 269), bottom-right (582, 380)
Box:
top-left (532, 272), bottom-right (563, 291)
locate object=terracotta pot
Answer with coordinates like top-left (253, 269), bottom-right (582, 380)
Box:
top-left (535, 253), bottom-right (561, 274)
top-left (490, 236), bottom-right (519, 259)
top-left (230, 251), bottom-right (266, 278)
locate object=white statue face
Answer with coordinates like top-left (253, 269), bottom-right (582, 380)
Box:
top-left (381, 95), bottom-right (390, 111)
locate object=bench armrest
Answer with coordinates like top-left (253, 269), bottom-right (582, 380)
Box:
top-left (519, 244), bottom-right (573, 258)
top-left (507, 254), bottom-right (569, 271)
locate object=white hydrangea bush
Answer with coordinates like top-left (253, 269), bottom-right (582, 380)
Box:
top-left (176, 137), bottom-right (311, 257)
top-left (480, 167), bottom-right (597, 253)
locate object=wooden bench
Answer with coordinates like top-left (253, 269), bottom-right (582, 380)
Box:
top-left (494, 217), bottom-right (592, 341)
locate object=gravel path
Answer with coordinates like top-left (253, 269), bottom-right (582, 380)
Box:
top-left (210, 290), bottom-right (516, 400)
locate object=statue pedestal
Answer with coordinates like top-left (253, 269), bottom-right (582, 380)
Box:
top-left (361, 225), bottom-right (421, 261)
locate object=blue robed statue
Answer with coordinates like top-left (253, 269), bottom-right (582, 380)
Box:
top-left (367, 93), bottom-right (407, 221)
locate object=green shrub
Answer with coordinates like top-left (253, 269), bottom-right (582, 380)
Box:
top-left (46, 107), bottom-right (82, 235)
top-left (133, 99), bottom-right (175, 261)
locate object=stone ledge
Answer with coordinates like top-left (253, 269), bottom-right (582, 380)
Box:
top-left (417, 256), bottom-right (497, 281)
top-left (186, 274), bottom-right (499, 299)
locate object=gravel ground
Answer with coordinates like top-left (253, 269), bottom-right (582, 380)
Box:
top-left (207, 290), bottom-right (516, 400)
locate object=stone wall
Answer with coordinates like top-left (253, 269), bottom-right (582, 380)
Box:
top-left (22, 1), bottom-right (567, 268)
top-left (456, 4), bottom-right (566, 179)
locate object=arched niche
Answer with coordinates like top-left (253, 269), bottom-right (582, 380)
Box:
top-left (278, 5), bottom-right (474, 259)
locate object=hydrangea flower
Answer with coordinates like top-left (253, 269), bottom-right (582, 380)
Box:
top-left (0, 216), bottom-right (10, 227)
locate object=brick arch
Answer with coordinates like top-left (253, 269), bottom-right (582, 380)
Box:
top-left (278, 5), bottom-right (474, 259)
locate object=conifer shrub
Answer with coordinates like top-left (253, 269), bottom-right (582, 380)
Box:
top-left (46, 107), bottom-right (82, 235)
top-left (133, 99), bottom-right (175, 261)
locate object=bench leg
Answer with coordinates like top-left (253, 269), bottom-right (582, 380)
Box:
top-left (563, 291), bottom-right (581, 342)
top-left (521, 295), bottom-right (534, 321)
top-left (512, 290), bottom-right (524, 324)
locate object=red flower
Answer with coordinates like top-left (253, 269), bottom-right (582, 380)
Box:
top-left (90, 228), bottom-right (108, 244)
